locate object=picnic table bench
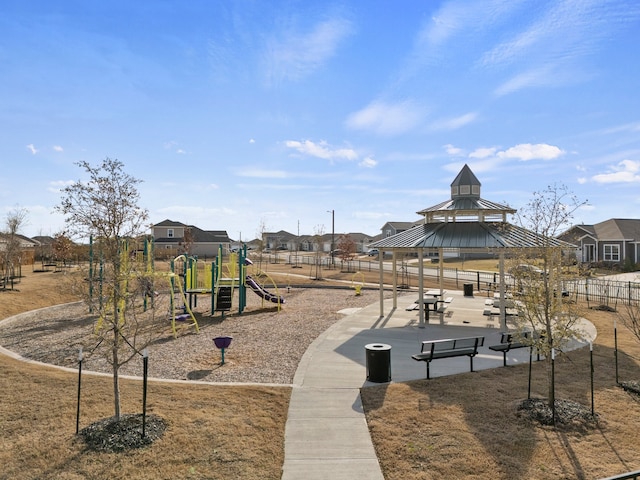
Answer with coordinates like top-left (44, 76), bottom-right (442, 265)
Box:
top-left (488, 331), bottom-right (541, 366)
top-left (411, 336), bottom-right (485, 379)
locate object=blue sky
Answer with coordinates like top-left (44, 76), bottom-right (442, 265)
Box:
top-left (2, 0), bottom-right (640, 241)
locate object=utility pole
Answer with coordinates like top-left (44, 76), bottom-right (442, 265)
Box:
top-left (327, 209), bottom-right (335, 266)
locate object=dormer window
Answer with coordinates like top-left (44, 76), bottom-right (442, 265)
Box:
top-left (451, 186), bottom-right (459, 196)
top-left (460, 185), bottom-right (470, 195)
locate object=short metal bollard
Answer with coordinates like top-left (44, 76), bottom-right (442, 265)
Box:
top-left (365, 343), bottom-right (391, 383)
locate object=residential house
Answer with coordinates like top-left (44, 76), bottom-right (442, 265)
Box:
top-left (558, 218), bottom-right (640, 266)
top-left (262, 230), bottom-right (298, 251)
top-left (151, 220), bottom-right (231, 258)
top-left (380, 221), bottom-right (418, 239)
top-left (0, 233), bottom-right (37, 266)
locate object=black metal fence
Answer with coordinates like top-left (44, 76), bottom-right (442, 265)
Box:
top-left (271, 254), bottom-right (640, 306)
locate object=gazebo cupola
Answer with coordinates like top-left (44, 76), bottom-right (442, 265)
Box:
top-left (417, 164), bottom-right (515, 224)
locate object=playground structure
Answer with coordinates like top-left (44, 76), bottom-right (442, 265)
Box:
top-left (88, 236), bottom-right (200, 338)
top-left (171, 244), bottom-right (285, 318)
top-left (87, 239), bottom-right (285, 339)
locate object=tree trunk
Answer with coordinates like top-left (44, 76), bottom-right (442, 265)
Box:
top-left (112, 324), bottom-right (121, 420)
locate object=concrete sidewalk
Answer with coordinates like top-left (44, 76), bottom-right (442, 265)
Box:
top-left (281, 290), bottom-right (596, 479)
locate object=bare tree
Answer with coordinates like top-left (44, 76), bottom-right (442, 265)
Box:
top-left (312, 224), bottom-right (325, 280)
top-left (256, 219), bottom-right (268, 269)
top-left (510, 183), bottom-right (588, 411)
top-left (52, 232), bottom-right (74, 266)
top-left (1, 207), bottom-right (28, 290)
top-left (336, 234), bottom-right (356, 272)
top-left (178, 226), bottom-right (194, 256)
top-left (56, 158), bottom-right (152, 420)
top-left (617, 274), bottom-right (640, 345)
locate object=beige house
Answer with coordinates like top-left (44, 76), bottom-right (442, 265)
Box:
top-left (151, 220), bottom-right (231, 258)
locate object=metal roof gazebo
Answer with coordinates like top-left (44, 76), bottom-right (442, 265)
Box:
top-left (370, 164), bottom-right (572, 329)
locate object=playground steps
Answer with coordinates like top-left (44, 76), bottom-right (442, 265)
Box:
top-left (215, 286), bottom-right (233, 311)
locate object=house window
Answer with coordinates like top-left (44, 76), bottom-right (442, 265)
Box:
top-left (385, 229), bottom-right (392, 237)
top-left (460, 185), bottom-right (470, 195)
top-left (472, 185), bottom-right (480, 195)
top-left (451, 186), bottom-right (459, 196)
top-left (167, 229), bottom-right (174, 238)
top-left (603, 244), bottom-right (620, 262)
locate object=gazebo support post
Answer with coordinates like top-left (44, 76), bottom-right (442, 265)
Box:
top-left (392, 250), bottom-right (398, 309)
top-left (499, 252), bottom-right (507, 330)
top-left (418, 248), bottom-right (425, 328)
top-left (378, 250), bottom-right (385, 317)
top-left (438, 247), bottom-right (444, 305)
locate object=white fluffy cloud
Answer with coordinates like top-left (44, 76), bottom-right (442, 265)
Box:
top-left (592, 159), bottom-right (640, 184)
top-left (26, 144), bottom-right (38, 154)
top-left (359, 156), bottom-right (377, 168)
top-left (469, 147), bottom-right (498, 159)
top-left (443, 144), bottom-right (464, 156)
top-left (284, 139), bottom-right (357, 161)
top-left (497, 143), bottom-right (564, 161)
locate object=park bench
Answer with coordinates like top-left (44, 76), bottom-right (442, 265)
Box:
top-left (488, 331), bottom-right (540, 366)
top-left (411, 336), bottom-right (485, 379)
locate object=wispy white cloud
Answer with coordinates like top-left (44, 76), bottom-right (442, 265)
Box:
top-left (497, 143), bottom-right (564, 161)
top-left (284, 139), bottom-right (357, 161)
top-left (26, 144), bottom-right (38, 154)
top-left (484, 0), bottom-right (640, 94)
top-left (493, 66), bottom-right (556, 96)
top-left (345, 100), bottom-right (424, 136)
top-left (429, 112), bottom-right (478, 131)
top-left (411, 0), bottom-right (517, 64)
top-left (53, 145), bottom-right (63, 152)
top-left (591, 159), bottom-right (640, 184)
top-left (263, 16), bottom-right (353, 86)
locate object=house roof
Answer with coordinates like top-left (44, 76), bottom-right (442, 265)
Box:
top-left (383, 221), bottom-right (417, 231)
top-left (153, 219), bottom-right (185, 227)
top-left (0, 233), bottom-right (38, 248)
top-left (32, 235), bottom-right (55, 245)
top-left (593, 218), bottom-right (640, 240)
top-left (153, 219), bottom-right (230, 243)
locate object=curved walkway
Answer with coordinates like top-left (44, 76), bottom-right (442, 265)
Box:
top-left (281, 290), bottom-right (596, 480)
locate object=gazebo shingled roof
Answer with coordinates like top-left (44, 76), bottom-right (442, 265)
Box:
top-left (372, 164), bottom-right (570, 251)
top-left (369, 164), bottom-right (575, 326)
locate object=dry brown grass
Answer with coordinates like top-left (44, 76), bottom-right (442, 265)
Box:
top-left (3, 261), bottom-right (640, 479)
top-left (361, 304), bottom-right (640, 480)
top-left (0, 268), bottom-right (289, 480)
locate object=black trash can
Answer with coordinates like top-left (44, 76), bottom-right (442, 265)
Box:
top-left (365, 343), bottom-right (391, 383)
top-left (463, 283), bottom-right (474, 297)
